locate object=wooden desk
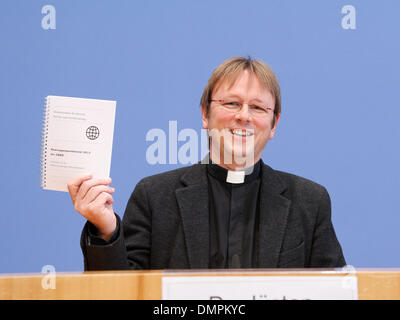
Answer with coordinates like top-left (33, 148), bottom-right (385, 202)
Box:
top-left (0, 269), bottom-right (399, 300)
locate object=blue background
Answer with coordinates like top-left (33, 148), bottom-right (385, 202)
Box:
top-left (0, 0), bottom-right (399, 273)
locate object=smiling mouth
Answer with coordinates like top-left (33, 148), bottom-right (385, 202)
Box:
top-left (230, 129), bottom-right (254, 137)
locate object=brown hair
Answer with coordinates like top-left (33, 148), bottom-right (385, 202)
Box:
top-left (200, 56), bottom-right (281, 118)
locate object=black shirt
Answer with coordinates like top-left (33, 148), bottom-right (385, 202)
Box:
top-left (207, 160), bottom-right (261, 268)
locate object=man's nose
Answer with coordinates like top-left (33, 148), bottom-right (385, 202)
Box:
top-left (236, 103), bottom-right (252, 121)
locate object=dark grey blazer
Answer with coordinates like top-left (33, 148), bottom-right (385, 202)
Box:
top-left (81, 161), bottom-right (346, 270)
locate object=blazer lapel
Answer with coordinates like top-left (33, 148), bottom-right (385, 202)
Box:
top-left (175, 164), bottom-right (210, 268)
top-left (258, 163), bottom-right (291, 268)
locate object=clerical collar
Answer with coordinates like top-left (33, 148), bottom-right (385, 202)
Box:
top-left (207, 159), bottom-right (261, 184)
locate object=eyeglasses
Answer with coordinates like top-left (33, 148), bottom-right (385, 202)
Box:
top-left (210, 99), bottom-right (274, 118)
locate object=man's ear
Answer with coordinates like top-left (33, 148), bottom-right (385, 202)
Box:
top-left (201, 106), bottom-right (209, 130)
top-left (269, 113), bottom-right (280, 140)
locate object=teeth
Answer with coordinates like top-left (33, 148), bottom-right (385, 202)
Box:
top-left (231, 129), bottom-right (253, 136)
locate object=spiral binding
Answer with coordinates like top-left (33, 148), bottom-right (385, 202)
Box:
top-left (40, 96), bottom-right (50, 189)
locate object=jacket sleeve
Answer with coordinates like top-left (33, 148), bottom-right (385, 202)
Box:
top-left (308, 187), bottom-right (346, 268)
top-left (80, 179), bottom-right (152, 271)
top-left (80, 214), bottom-right (130, 270)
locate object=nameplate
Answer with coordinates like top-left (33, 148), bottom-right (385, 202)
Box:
top-left (162, 275), bottom-right (358, 300)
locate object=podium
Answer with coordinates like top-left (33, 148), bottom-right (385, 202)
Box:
top-left (0, 269), bottom-right (399, 300)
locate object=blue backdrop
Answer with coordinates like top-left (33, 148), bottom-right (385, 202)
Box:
top-left (1, 0), bottom-right (399, 273)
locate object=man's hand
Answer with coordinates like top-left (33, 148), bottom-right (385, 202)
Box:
top-left (67, 174), bottom-right (116, 241)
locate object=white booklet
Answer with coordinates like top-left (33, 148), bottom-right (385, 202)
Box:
top-left (41, 95), bottom-right (116, 192)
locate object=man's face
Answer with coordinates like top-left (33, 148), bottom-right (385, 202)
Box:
top-left (202, 69), bottom-right (280, 169)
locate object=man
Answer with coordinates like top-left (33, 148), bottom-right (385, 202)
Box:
top-left (68, 57), bottom-right (346, 270)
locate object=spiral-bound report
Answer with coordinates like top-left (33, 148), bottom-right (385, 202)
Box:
top-left (41, 95), bottom-right (116, 192)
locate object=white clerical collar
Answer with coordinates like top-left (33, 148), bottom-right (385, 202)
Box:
top-left (206, 155), bottom-right (261, 184)
top-left (226, 170), bottom-right (245, 184)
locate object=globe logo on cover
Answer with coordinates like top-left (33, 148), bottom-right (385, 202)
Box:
top-left (86, 126), bottom-right (100, 140)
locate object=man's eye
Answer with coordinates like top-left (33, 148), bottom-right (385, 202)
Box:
top-left (252, 105), bottom-right (265, 111)
top-left (225, 102), bottom-right (240, 106)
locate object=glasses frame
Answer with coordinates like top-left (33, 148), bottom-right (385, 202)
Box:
top-left (209, 99), bottom-right (274, 118)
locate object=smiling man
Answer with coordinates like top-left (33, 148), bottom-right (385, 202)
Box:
top-left (201, 58), bottom-right (280, 172)
top-left (69, 57), bottom-right (346, 270)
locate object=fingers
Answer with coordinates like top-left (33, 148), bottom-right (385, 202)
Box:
top-left (68, 174), bottom-right (116, 231)
top-left (85, 191), bottom-right (114, 215)
top-left (75, 177), bottom-right (112, 204)
top-left (67, 174), bottom-right (93, 201)
top-left (90, 192), bottom-right (117, 238)
top-left (95, 191), bottom-right (115, 207)
top-left (84, 191), bottom-right (115, 223)
top-left (83, 184), bottom-right (115, 205)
